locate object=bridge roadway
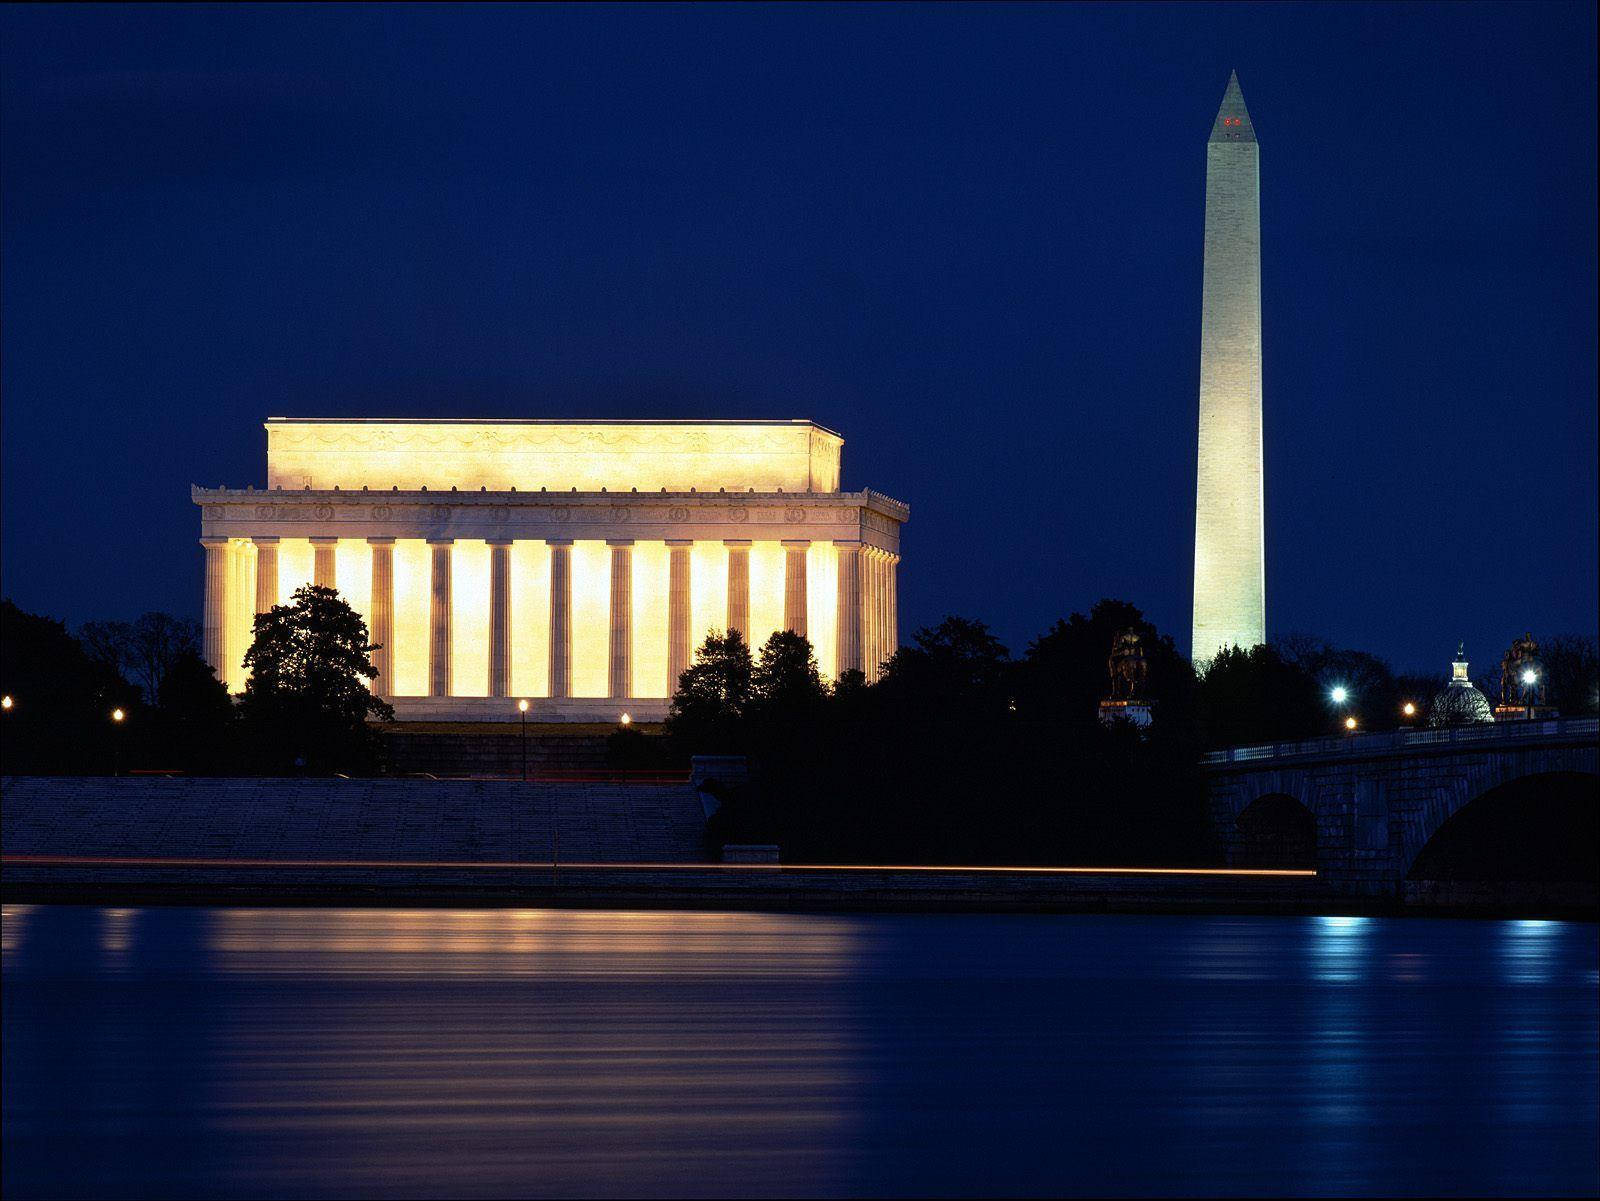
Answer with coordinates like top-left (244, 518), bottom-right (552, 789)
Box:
top-left (1203, 717), bottom-right (1599, 896)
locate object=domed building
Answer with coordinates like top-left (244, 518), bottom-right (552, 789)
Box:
top-left (1428, 642), bottom-right (1495, 727)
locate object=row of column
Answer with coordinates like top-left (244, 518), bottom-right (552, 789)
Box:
top-left (202, 536), bottom-right (900, 697)
top-left (833, 541), bottom-right (900, 681)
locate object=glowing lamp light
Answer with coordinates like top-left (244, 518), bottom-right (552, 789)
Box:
top-left (1330, 686), bottom-right (1348, 704)
top-left (1521, 669), bottom-right (1538, 686)
top-left (619, 713), bottom-right (632, 726)
top-left (111, 708), bottom-right (125, 723)
top-left (1402, 702), bottom-right (1416, 717)
top-left (1, 694), bottom-right (12, 711)
top-left (1344, 716), bottom-right (1358, 731)
top-left (518, 699), bottom-right (529, 713)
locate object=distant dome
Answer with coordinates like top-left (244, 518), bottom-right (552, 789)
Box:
top-left (1429, 641), bottom-right (1495, 727)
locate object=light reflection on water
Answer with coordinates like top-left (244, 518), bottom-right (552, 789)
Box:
top-left (3, 906), bottom-right (1596, 1198)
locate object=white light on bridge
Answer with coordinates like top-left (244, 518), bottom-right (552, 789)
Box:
top-left (1330, 686), bottom-right (1348, 704)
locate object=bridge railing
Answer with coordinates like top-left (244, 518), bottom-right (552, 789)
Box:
top-left (1201, 716), bottom-right (1599, 766)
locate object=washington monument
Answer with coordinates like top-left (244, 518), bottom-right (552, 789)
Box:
top-left (1192, 70), bottom-right (1265, 664)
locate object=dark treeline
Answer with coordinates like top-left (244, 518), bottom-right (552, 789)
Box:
top-left (651, 603), bottom-right (1598, 865)
top-left (4, 589), bottom-right (1596, 865)
top-left (1, 588), bottom-right (389, 776)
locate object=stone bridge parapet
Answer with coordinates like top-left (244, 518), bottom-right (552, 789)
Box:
top-left (1203, 718), bottom-right (1599, 895)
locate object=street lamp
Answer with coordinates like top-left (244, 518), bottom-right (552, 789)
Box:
top-left (1329, 686), bottom-right (1348, 705)
top-left (1344, 715), bottom-right (1358, 732)
top-left (1521, 668), bottom-right (1538, 721)
top-left (619, 712), bottom-right (631, 727)
top-left (1402, 702), bottom-right (1417, 718)
top-left (1, 694), bottom-right (13, 711)
top-left (110, 707), bottom-right (126, 776)
top-left (518, 699), bottom-right (529, 780)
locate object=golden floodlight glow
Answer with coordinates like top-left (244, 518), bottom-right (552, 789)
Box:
top-left (569, 541), bottom-right (611, 697)
top-left (1, 695), bottom-right (12, 710)
top-left (1402, 702), bottom-right (1416, 717)
top-left (620, 712), bottom-right (632, 726)
top-left (111, 708), bottom-right (125, 723)
top-left (1344, 716), bottom-right (1358, 730)
top-left (689, 540), bottom-right (729, 657)
top-left (509, 540), bottom-right (551, 697)
top-left (225, 539), bottom-right (255, 690)
top-left (276, 538), bottom-right (315, 606)
top-left (631, 541), bottom-right (670, 698)
top-left (747, 541), bottom-right (786, 654)
top-left (390, 539), bottom-right (431, 695)
top-left (335, 539), bottom-right (374, 632)
top-left (451, 540), bottom-right (491, 697)
top-left (807, 541), bottom-right (839, 679)
top-left (265, 420), bottom-right (843, 493)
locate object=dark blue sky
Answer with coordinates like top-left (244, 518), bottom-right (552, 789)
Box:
top-left (3, 3), bottom-right (1595, 670)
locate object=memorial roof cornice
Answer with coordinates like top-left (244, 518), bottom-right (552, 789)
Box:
top-left (264, 416), bottom-right (845, 441)
top-left (192, 484), bottom-right (909, 521)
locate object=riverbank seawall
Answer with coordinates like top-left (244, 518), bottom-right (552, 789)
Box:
top-left (3, 777), bottom-right (1590, 917)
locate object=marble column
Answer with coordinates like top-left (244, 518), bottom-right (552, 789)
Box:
top-left (201, 537), bottom-right (229, 682)
top-left (253, 536), bottom-right (279, 614)
top-left (311, 537), bottom-right (337, 589)
top-left (367, 538), bottom-right (395, 699)
top-left (548, 540), bottom-right (572, 699)
top-left (725, 540), bottom-right (750, 640)
top-left (874, 550), bottom-right (887, 675)
top-left (887, 553), bottom-right (900, 664)
top-left (783, 540), bottom-right (809, 636)
top-left (834, 540), bottom-right (862, 676)
top-left (428, 539), bottom-right (453, 697)
top-left (488, 539), bottom-right (512, 698)
top-left (863, 549), bottom-right (879, 680)
top-left (666, 540), bottom-right (692, 690)
top-left (608, 540), bottom-right (633, 699)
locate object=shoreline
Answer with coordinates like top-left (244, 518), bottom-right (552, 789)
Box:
top-left (5, 864), bottom-right (1594, 921)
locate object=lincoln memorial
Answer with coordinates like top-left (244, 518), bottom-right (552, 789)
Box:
top-left (194, 419), bottom-right (908, 720)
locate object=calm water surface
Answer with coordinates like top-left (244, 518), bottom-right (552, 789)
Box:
top-left (2, 906), bottom-right (1596, 1198)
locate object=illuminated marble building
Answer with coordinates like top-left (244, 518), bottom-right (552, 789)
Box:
top-left (194, 419), bottom-right (907, 720)
top-left (1193, 71), bottom-right (1266, 663)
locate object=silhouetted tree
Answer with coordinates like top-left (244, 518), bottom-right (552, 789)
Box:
top-left (80, 612), bottom-right (201, 705)
top-left (1277, 636), bottom-right (1402, 731)
top-left (750, 630), bottom-right (828, 714)
top-left (1393, 671), bottom-right (1445, 724)
top-left (1541, 634), bottom-right (1599, 715)
top-left (237, 585), bottom-right (392, 774)
top-left (1195, 644), bottom-right (1325, 747)
top-left (1016, 599), bottom-right (1197, 734)
top-left (1, 599), bottom-right (141, 774)
top-left (664, 629), bottom-right (753, 754)
top-left (151, 649), bottom-right (238, 773)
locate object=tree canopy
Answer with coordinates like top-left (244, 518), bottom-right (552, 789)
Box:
top-left (238, 584), bottom-right (393, 773)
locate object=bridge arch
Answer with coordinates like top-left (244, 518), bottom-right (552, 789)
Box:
top-left (1204, 719), bottom-right (1599, 894)
top-left (1234, 792), bottom-right (1317, 869)
top-left (1405, 770), bottom-right (1599, 883)
top-left (1398, 753), bottom-right (1600, 879)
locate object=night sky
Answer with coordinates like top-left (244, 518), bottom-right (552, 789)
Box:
top-left (2, 3), bottom-right (1595, 670)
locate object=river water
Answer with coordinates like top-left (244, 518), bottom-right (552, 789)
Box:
top-left (2, 906), bottom-right (1595, 1198)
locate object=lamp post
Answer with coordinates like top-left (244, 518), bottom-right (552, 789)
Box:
top-left (518, 699), bottom-right (529, 780)
top-left (110, 707), bottom-right (126, 776)
top-left (1521, 668), bottom-right (1538, 721)
top-left (1, 694), bottom-right (13, 712)
top-left (1329, 686), bottom-right (1351, 734)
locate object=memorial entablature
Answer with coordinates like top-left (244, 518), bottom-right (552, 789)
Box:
top-left (195, 419), bottom-right (907, 721)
